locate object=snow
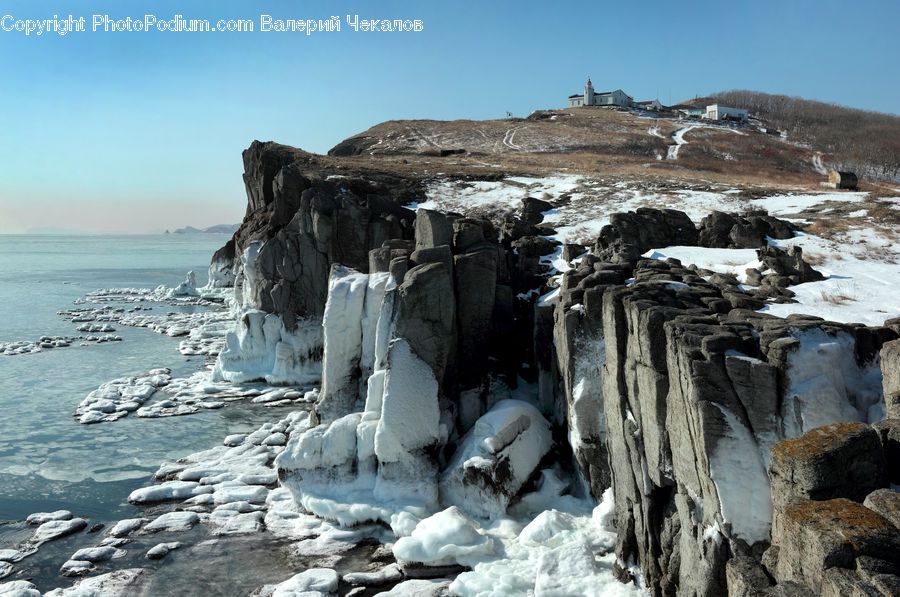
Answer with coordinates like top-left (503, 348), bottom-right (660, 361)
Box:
top-left (373, 579), bottom-right (451, 597)
top-left (268, 568), bottom-right (339, 597)
top-left (416, 175), bottom-right (583, 214)
top-left (760, 232), bottom-right (900, 325)
top-left (25, 510), bottom-right (72, 525)
top-left (780, 327), bottom-right (885, 437)
top-left (666, 125), bottom-right (697, 160)
top-left (392, 506), bottom-right (495, 567)
top-left (142, 511), bottom-right (200, 533)
top-left (749, 192), bottom-right (868, 217)
top-left (29, 518), bottom-right (88, 546)
top-left (642, 246), bottom-right (760, 283)
top-left (145, 542), bottom-right (181, 559)
top-left (644, 228), bottom-right (900, 326)
top-left (128, 480), bottom-right (211, 504)
top-left (375, 338), bottom-right (441, 463)
top-left (44, 569), bottom-right (144, 596)
top-left (448, 492), bottom-right (644, 597)
top-left (440, 400), bottom-right (552, 519)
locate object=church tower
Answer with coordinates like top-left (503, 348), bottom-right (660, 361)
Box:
top-left (584, 77), bottom-right (594, 106)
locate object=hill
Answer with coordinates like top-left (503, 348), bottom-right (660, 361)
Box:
top-left (708, 90), bottom-right (900, 182)
top-left (325, 107), bottom-right (833, 190)
top-left (172, 224), bottom-right (240, 235)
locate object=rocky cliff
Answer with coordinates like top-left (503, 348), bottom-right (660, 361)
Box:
top-left (207, 141), bottom-right (900, 596)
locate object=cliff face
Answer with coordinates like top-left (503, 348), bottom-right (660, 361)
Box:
top-left (208, 141), bottom-right (900, 596)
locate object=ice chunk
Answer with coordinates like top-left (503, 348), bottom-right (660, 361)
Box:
top-left (25, 510), bottom-right (72, 525)
top-left (373, 579), bottom-right (451, 597)
top-left (128, 480), bottom-right (212, 504)
top-left (146, 542), bottom-right (181, 560)
top-left (142, 511), bottom-right (199, 533)
top-left (268, 568), bottom-right (339, 596)
top-left (29, 518), bottom-right (88, 546)
top-left (392, 507), bottom-right (494, 567)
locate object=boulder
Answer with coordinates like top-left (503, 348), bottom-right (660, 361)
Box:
top-left (770, 423), bottom-right (887, 518)
top-left (439, 400), bottom-right (552, 519)
top-left (881, 340), bottom-right (900, 418)
top-left (772, 498), bottom-right (900, 591)
top-left (873, 419), bottom-right (900, 483)
top-left (394, 263), bottom-right (456, 386)
top-left (415, 209), bottom-right (453, 251)
top-left (863, 489), bottom-right (900, 530)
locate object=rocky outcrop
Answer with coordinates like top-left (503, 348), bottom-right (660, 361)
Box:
top-left (760, 422), bottom-right (900, 596)
top-left (551, 235), bottom-right (892, 596)
top-left (212, 141), bottom-right (898, 595)
top-left (698, 211), bottom-right (796, 249)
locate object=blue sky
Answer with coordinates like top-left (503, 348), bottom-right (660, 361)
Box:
top-left (0, 0), bottom-right (897, 233)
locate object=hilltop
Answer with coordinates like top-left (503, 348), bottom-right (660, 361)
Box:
top-left (325, 99), bottom-right (898, 194)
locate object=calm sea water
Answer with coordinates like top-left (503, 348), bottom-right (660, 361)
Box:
top-left (0, 235), bottom-right (274, 523)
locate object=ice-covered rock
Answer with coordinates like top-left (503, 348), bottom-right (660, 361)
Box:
top-left (44, 568), bottom-right (144, 596)
top-left (142, 511), bottom-right (199, 533)
top-left (29, 518), bottom-right (88, 546)
top-left (373, 579), bottom-right (451, 597)
top-left (277, 265), bottom-right (444, 528)
top-left (393, 507), bottom-right (494, 567)
top-left (167, 270), bottom-right (200, 297)
top-left (59, 559), bottom-right (95, 577)
top-left (0, 580), bottom-right (41, 597)
top-left (25, 510), bottom-right (73, 525)
top-left (128, 480), bottom-right (211, 504)
top-left (212, 309), bottom-right (322, 386)
top-left (145, 542), bottom-right (181, 560)
top-left (266, 568), bottom-right (339, 597)
top-left (74, 369), bottom-right (171, 424)
top-left (440, 400), bottom-right (552, 519)
top-left (342, 563), bottom-right (402, 587)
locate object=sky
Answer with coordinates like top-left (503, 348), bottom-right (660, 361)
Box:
top-left (0, 0), bottom-right (898, 234)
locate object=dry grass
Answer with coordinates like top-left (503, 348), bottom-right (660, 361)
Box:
top-left (820, 282), bottom-right (858, 305)
top-left (325, 108), bottom-right (827, 190)
top-left (805, 218), bottom-right (854, 238)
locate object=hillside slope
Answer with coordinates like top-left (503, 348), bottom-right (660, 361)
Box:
top-left (326, 107), bottom-right (839, 190)
top-left (709, 90), bottom-right (900, 182)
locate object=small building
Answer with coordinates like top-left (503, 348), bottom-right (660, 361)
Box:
top-left (672, 105), bottom-right (704, 118)
top-left (636, 99), bottom-right (664, 111)
top-left (704, 104), bottom-right (749, 121)
top-left (567, 78), bottom-right (633, 108)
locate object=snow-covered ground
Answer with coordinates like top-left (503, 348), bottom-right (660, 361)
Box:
top-left (419, 176), bottom-right (900, 325)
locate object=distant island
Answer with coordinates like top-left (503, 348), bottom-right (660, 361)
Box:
top-left (166, 224), bottom-right (239, 235)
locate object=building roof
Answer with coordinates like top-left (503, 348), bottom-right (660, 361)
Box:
top-left (568, 94), bottom-right (582, 98)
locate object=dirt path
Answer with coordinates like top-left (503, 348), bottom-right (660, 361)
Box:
top-left (503, 126), bottom-right (526, 151)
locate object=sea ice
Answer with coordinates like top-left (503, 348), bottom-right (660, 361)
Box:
top-left (29, 518), bottom-right (88, 546)
top-left (25, 510), bottom-right (72, 525)
top-left (145, 542), bottom-right (182, 560)
top-left (142, 511), bottom-right (200, 533)
top-left (266, 568), bottom-right (339, 597)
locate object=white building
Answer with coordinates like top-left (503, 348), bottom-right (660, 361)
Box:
top-left (636, 99), bottom-right (664, 111)
top-left (704, 104), bottom-right (748, 121)
top-left (567, 78), bottom-right (633, 108)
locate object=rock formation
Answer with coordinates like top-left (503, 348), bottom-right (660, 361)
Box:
top-left (205, 140), bottom-right (899, 595)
